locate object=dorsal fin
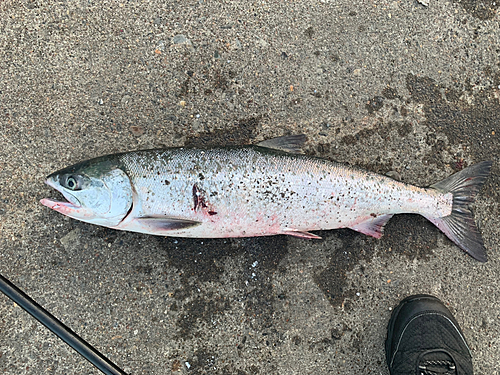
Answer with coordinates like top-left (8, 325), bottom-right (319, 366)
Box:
top-left (256, 134), bottom-right (307, 154)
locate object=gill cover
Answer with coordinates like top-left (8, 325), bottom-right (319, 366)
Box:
top-left (41, 164), bottom-right (133, 227)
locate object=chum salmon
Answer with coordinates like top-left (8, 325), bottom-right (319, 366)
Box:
top-left (41, 135), bottom-right (492, 262)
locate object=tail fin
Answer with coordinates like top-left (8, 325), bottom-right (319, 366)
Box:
top-left (424, 161), bottom-right (492, 262)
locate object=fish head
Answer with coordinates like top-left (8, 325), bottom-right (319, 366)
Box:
top-left (40, 156), bottom-right (133, 227)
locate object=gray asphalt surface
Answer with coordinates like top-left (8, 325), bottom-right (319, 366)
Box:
top-left (1, 0), bottom-right (499, 374)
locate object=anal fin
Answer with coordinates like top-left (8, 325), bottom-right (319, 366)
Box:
top-left (350, 214), bottom-right (394, 239)
top-left (281, 228), bottom-right (322, 239)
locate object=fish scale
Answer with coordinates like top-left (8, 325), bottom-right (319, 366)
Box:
top-left (40, 135), bottom-right (492, 262)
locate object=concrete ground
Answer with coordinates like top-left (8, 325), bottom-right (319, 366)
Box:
top-left (1, 0), bottom-right (499, 374)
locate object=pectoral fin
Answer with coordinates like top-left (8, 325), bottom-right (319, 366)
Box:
top-left (136, 216), bottom-right (201, 233)
top-left (350, 214), bottom-right (393, 238)
top-left (281, 228), bottom-right (322, 239)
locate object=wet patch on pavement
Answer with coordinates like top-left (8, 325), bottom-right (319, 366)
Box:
top-left (313, 229), bottom-right (377, 308)
top-left (405, 73), bottom-right (500, 202)
top-left (157, 235), bottom-right (289, 341)
top-left (313, 215), bottom-right (439, 308)
top-left (174, 293), bottom-right (231, 339)
top-left (451, 0), bottom-right (498, 20)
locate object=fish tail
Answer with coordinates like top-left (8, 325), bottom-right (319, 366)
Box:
top-left (424, 161), bottom-right (492, 262)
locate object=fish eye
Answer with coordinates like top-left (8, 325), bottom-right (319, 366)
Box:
top-left (67, 177), bottom-right (76, 189)
top-left (65, 175), bottom-right (81, 191)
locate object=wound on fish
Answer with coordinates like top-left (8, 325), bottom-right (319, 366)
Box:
top-left (192, 184), bottom-right (208, 210)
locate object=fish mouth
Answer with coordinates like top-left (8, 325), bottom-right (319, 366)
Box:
top-left (40, 178), bottom-right (82, 214)
top-left (40, 198), bottom-right (81, 215)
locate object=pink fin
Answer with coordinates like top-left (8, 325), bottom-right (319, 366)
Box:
top-left (350, 214), bottom-right (394, 238)
top-left (281, 229), bottom-right (322, 239)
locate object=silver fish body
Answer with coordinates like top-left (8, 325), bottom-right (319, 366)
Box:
top-left (115, 148), bottom-right (450, 237)
top-left (41, 136), bottom-right (492, 261)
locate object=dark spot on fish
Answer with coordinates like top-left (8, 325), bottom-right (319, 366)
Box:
top-left (208, 211), bottom-right (217, 216)
top-left (198, 173), bottom-right (205, 180)
top-left (210, 191), bottom-right (218, 197)
top-left (164, 180), bottom-right (170, 185)
top-left (370, 213), bottom-right (377, 217)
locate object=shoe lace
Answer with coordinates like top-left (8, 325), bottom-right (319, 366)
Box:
top-left (418, 359), bottom-right (457, 375)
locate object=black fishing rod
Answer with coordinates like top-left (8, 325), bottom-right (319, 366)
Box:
top-left (0, 272), bottom-right (129, 375)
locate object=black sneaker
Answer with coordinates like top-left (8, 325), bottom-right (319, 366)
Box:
top-left (385, 294), bottom-right (473, 375)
